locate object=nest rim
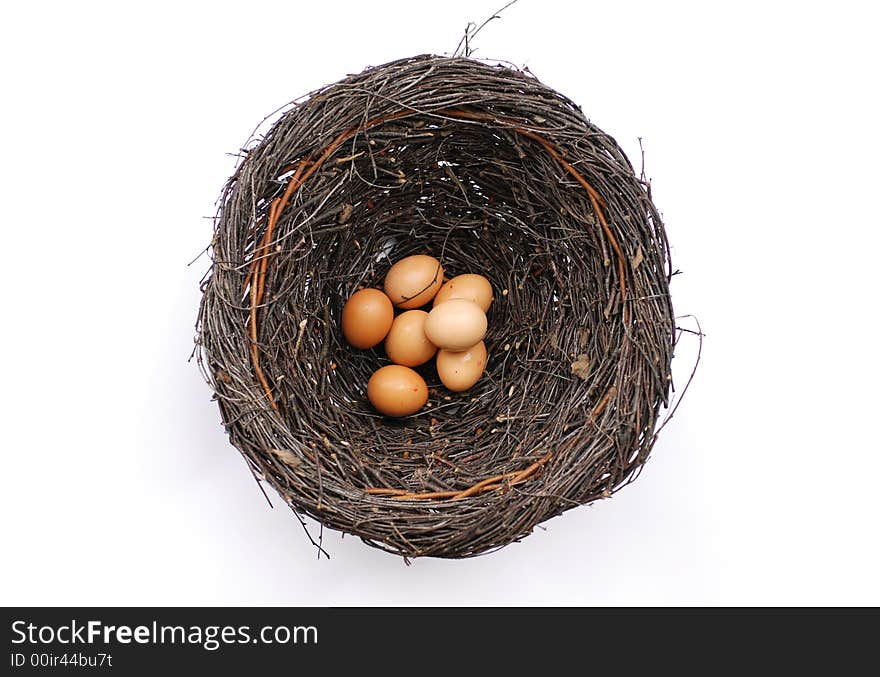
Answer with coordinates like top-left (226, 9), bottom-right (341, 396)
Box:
top-left (196, 54), bottom-right (677, 559)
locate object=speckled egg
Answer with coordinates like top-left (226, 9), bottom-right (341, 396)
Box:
top-left (436, 341), bottom-right (488, 392)
top-left (433, 274), bottom-right (493, 312)
top-left (367, 365), bottom-right (429, 417)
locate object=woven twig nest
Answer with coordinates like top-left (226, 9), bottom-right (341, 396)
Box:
top-left (196, 55), bottom-right (676, 559)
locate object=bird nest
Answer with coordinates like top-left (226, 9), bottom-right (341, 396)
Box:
top-left (196, 55), bottom-right (678, 559)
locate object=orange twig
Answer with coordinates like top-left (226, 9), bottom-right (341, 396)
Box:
top-left (391, 490), bottom-right (461, 500)
top-left (247, 113), bottom-right (414, 410)
top-left (452, 473), bottom-right (515, 499)
top-left (371, 453), bottom-right (553, 501)
top-left (365, 487), bottom-right (409, 496)
top-left (248, 161), bottom-right (310, 411)
top-left (454, 452), bottom-right (552, 499)
top-left (591, 386), bottom-right (617, 419)
top-left (440, 108), bottom-right (627, 315)
top-left (241, 216), bottom-right (267, 297)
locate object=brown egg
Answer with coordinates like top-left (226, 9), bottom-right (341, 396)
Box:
top-left (383, 254), bottom-right (444, 309)
top-left (367, 365), bottom-right (428, 417)
top-left (424, 298), bottom-right (487, 351)
top-left (436, 341), bottom-right (488, 392)
top-left (341, 288), bottom-right (394, 349)
top-left (384, 310), bottom-right (437, 367)
top-left (433, 274), bottom-right (494, 312)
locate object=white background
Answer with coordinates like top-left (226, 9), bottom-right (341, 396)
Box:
top-left (1, 0), bottom-right (878, 605)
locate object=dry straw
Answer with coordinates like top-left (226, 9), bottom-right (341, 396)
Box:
top-left (196, 54), bottom-right (682, 559)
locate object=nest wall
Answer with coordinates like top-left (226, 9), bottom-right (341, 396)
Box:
top-left (197, 55), bottom-right (676, 558)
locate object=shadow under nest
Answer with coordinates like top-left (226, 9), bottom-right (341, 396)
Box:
top-left (196, 55), bottom-right (676, 559)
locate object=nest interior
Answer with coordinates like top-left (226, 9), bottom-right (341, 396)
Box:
top-left (197, 55), bottom-right (676, 559)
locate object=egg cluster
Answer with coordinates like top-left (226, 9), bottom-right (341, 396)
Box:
top-left (341, 254), bottom-right (493, 417)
